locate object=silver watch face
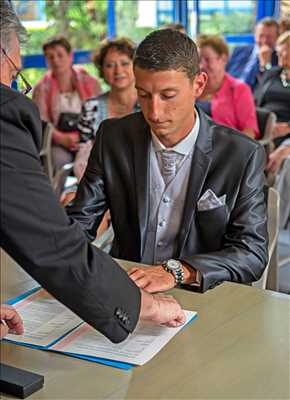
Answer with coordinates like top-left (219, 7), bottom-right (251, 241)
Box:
top-left (166, 259), bottom-right (181, 271)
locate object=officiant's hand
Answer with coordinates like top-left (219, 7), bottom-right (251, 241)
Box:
top-left (0, 304), bottom-right (24, 339)
top-left (140, 291), bottom-right (186, 327)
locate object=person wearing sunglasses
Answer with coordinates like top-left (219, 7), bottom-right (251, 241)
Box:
top-left (0, 0), bottom-right (185, 343)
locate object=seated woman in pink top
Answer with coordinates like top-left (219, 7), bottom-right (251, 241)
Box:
top-left (197, 35), bottom-right (260, 139)
top-left (33, 36), bottom-right (101, 172)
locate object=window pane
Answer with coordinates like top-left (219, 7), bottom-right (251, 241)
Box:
top-left (115, 0), bottom-right (175, 43)
top-left (198, 0), bottom-right (256, 35)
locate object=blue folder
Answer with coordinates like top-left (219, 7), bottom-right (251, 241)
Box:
top-left (5, 287), bottom-right (197, 370)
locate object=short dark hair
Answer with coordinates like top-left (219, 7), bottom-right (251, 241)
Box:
top-left (42, 36), bottom-right (72, 54)
top-left (133, 29), bottom-right (200, 80)
top-left (257, 17), bottom-right (279, 34)
top-left (92, 37), bottom-right (136, 79)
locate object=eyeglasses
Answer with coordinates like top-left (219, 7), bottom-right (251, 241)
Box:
top-left (1, 48), bottom-right (32, 95)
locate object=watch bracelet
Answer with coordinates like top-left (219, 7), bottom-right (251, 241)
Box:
top-left (163, 264), bottom-right (184, 285)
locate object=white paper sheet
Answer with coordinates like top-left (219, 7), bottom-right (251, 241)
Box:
top-left (5, 288), bottom-right (197, 366)
top-left (5, 289), bottom-right (82, 347)
top-left (51, 310), bottom-right (196, 365)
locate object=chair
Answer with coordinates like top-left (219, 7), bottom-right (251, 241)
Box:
top-left (277, 228), bottom-right (290, 277)
top-left (256, 107), bottom-right (277, 186)
top-left (252, 187), bottom-right (280, 290)
top-left (39, 122), bottom-right (53, 183)
top-left (92, 224), bottom-right (114, 253)
top-left (256, 107), bottom-right (276, 147)
top-left (52, 162), bottom-right (75, 199)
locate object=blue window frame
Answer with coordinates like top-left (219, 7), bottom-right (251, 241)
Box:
top-left (256, 0), bottom-right (280, 21)
top-left (157, 0), bottom-right (175, 26)
top-left (107, 0), bottom-right (116, 38)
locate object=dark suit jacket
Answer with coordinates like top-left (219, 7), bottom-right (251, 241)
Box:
top-left (226, 44), bottom-right (278, 89)
top-left (254, 66), bottom-right (290, 146)
top-left (0, 83), bottom-right (140, 343)
top-left (254, 66), bottom-right (283, 107)
top-left (67, 110), bottom-right (269, 293)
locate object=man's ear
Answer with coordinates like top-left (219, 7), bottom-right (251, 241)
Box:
top-left (193, 72), bottom-right (208, 97)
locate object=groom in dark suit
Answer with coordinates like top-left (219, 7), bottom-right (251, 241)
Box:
top-left (68, 29), bottom-right (268, 294)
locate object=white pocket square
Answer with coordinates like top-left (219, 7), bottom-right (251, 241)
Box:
top-left (197, 189), bottom-right (226, 211)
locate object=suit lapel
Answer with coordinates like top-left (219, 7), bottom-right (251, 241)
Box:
top-left (133, 117), bottom-right (151, 257)
top-left (176, 110), bottom-right (213, 254)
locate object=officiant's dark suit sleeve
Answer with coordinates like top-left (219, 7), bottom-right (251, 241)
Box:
top-left (0, 84), bottom-right (140, 343)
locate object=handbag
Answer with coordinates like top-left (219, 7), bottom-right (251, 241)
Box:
top-left (57, 112), bottom-right (79, 132)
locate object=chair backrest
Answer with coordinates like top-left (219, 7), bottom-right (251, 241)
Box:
top-left (256, 108), bottom-right (276, 170)
top-left (256, 107), bottom-right (277, 141)
top-left (252, 187), bottom-right (280, 289)
top-left (52, 162), bottom-right (74, 199)
top-left (39, 122), bottom-right (53, 182)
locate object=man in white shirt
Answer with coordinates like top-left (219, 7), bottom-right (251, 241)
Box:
top-left (68, 29), bottom-right (268, 293)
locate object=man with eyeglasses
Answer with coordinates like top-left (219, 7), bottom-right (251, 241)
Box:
top-left (1, 46), bottom-right (32, 95)
top-left (0, 0), bottom-right (185, 343)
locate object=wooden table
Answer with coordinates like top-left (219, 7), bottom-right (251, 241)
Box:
top-left (1, 250), bottom-right (289, 399)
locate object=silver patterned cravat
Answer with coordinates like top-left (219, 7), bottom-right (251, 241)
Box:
top-left (160, 150), bottom-right (179, 185)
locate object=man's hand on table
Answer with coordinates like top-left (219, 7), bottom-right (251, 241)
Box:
top-left (128, 263), bottom-right (196, 293)
top-left (129, 266), bottom-right (175, 293)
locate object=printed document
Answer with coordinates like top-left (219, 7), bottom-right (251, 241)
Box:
top-left (51, 310), bottom-right (195, 365)
top-left (5, 289), bottom-right (82, 347)
top-left (5, 288), bottom-right (197, 366)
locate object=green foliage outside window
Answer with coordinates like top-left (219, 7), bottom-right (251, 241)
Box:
top-left (21, 0), bottom-right (256, 88)
top-left (115, 1), bottom-right (154, 44)
top-left (199, 12), bottom-right (254, 35)
top-left (21, 0), bottom-right (108, 88)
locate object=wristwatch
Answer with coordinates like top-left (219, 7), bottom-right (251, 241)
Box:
top-left (162, 259), bottom-right (184, 285)
top-left (261, 62), bottom-right (272, 72)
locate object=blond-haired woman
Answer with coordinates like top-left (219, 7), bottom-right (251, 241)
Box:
top-left (255, 30), bottom-right (290, 144)
top-left (74, 37), bottom-right (138, 181)
top-left (255, 31), bottom-right (290, 228)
